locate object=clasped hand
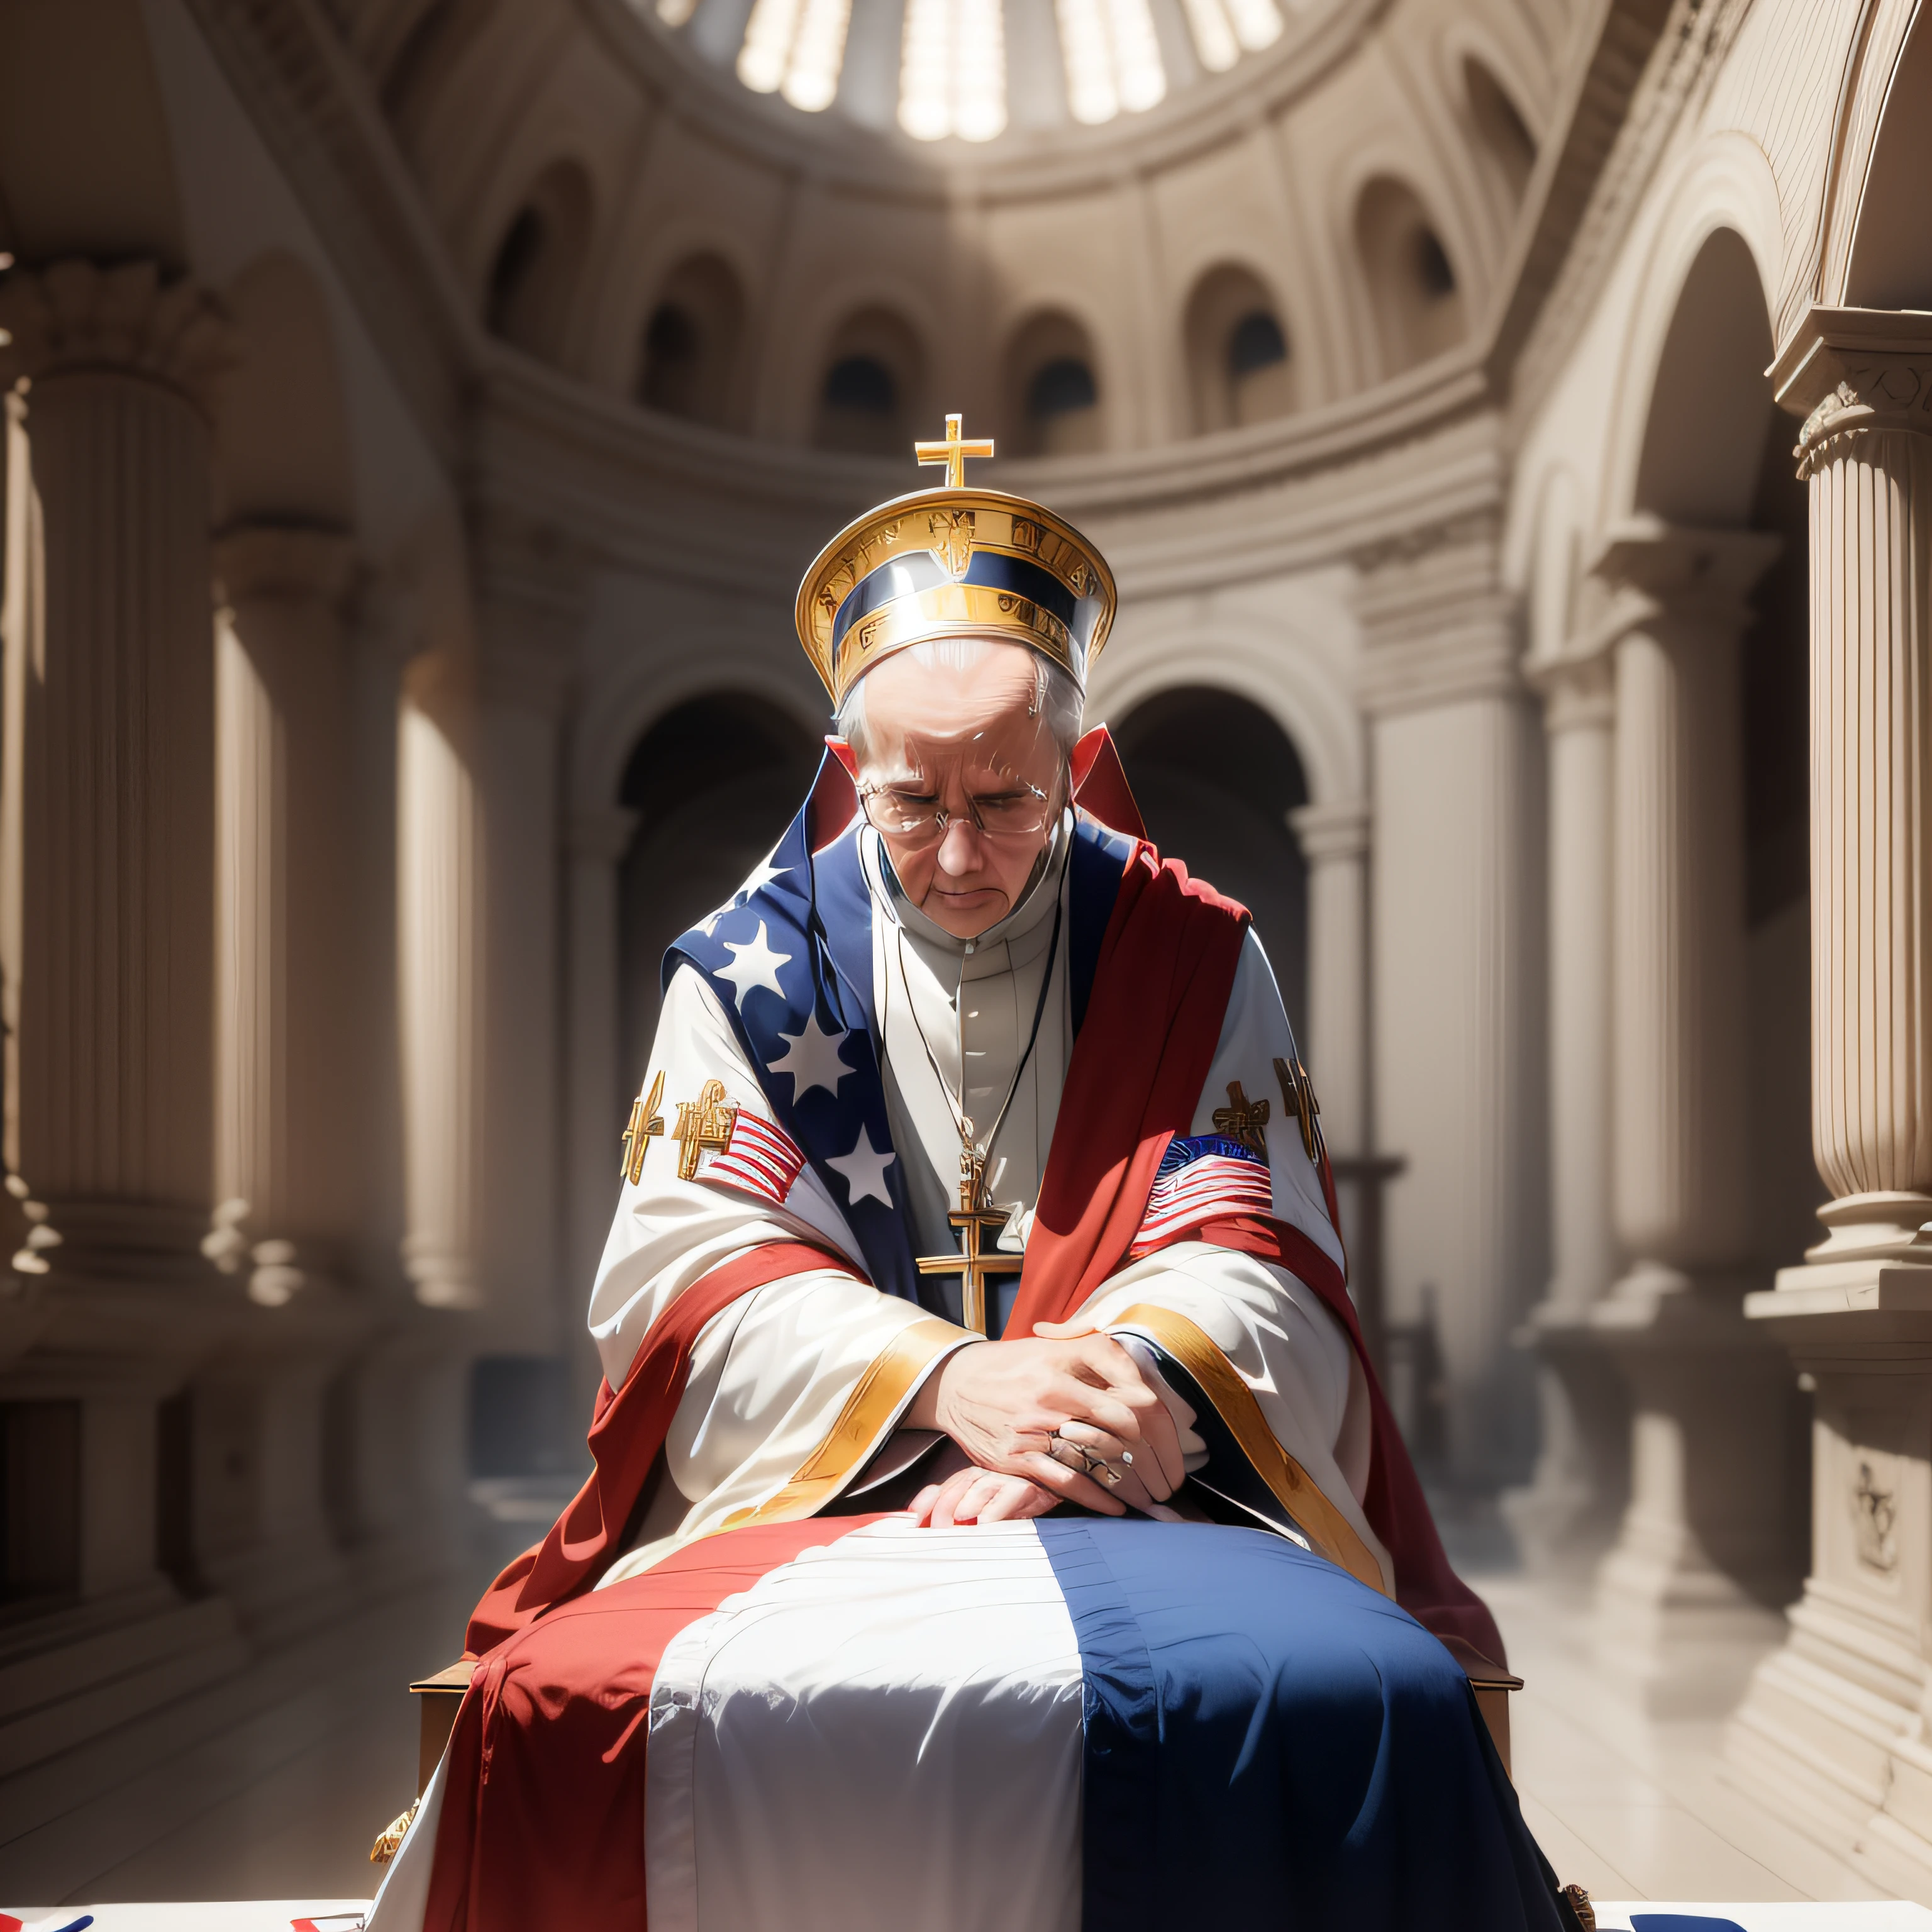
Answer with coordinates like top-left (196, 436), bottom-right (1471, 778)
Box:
top-left (904, 1320), bottom-right (1186, 1526)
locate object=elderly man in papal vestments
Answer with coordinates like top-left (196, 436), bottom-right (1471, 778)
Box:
top-left (370, 421), bottom-right (1579, 1932)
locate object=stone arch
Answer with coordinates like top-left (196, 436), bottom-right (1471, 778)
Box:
top-left (378, 0), bottom-right (499, 143)
top-left (636, 252), bottom-right (746, 427)
top-left (1844, 2), bottom-right (1932, 311)
top-left (615, 692), bottom-right (821, 1071)
top-left (1630, 228), bottom-right (1775, 526)
top-left (1597, 135), bottom-right (1782, 526)
top-left (1352, 175), bottom-right (1466, 379)
top-left (213, 252), bottom-right (356, 530)
top-left (1462, 53), bottom-right (1536, 206)
top-left (813, 305), bottom-right (926, 456)
top-left (1004, 309), bottom-right (1104, 457)
top-left (1182, 263), bottom-right (1296, 433)
top-left (484, 158), bottom-right (596, 362)
top-left (1112, 687), bottom-right (1311, 1035)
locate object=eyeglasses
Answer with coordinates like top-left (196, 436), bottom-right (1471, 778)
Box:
top-left (858, 779), bottom-right (1058, 843)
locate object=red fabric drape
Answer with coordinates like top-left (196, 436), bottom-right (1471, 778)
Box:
top-left (426, 1517), bottom-right (888, 1932)
top-left (1009, 836), bottom-right (1506, 1670)
top-left (465, 1241), bottom-right (862, 1655)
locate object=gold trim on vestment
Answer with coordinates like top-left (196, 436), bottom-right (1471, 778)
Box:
top-left (721, 1315), bottom-right (970, 1530)
top-left (1107, 1301), bottom-right (1391, 1597)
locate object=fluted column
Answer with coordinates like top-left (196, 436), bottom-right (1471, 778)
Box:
top-left (1509, 638), bottom-right (1626, 1565)
top-left (397, 670), bottom-right (485, 1311)
top-left (206, 525), bottom-right (358, 1304)
top-left (565, 803), bottom-right (637, 1404)
top-left (0, 261), bottom-right (235, 1273)
top-left (1584, 522), bottom-right (1792, 1709)
top-left (1726, 309), bottom-right (1932, 1888)
top-left (1287, 799), bottom-right (1370, 1160)
top-left (1358, 523), bottom-right (1544, 1482)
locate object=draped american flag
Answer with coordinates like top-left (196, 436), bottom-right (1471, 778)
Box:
top-left (1129, 1134), bottom-right (1273, 1257)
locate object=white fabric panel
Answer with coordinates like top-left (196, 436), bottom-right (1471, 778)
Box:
top-left (647, 1518), bottom-right (1083, 1932)
top-left (1199, 926), bottom-right (1346, 1275)
top-left (362, 1745), bottom-right (447, 1932)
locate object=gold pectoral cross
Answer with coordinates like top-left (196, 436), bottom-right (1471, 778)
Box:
top-left (1274, 1054), bottom-right (1324, 1165)
top-left (672, 1077), bottom-right (738, 1182)
top-left (914, 412), bottom-right (995, 489)
top-left (620, 1070), bottom-right (666, 1184)
top-left (1212, 1080), bottom-right (1271, 1160)
top-left (916, 1149), bottom-right (1024, 1337)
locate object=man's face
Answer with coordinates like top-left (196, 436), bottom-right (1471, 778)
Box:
top-left (835, 642), bottom-right (1065, 940)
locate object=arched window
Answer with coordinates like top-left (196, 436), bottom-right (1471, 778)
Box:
top-left (738, 0), bottom-right (853, 111)
top-left (1111, 688), bottom-right (1309, 1035)
top-left (813, 308), bottom-right (924, 454)
top-left (1183, 265), bottom-right (1295, 433)
top-left (618, 695), bottom-right (820, 1078)
top-left (1353, 177), bottom-right (1465, 378)
top-left (1463, 57), bottom-right (1536, 204)
top-left (1006, 312), bottom-right (1102, 456)
top-left (636, 253), bottom-right (745, 425)
top-left (484, 160), bottom-right (594, 362)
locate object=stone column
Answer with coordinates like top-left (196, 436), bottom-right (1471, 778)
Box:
top-left (189, 525), bottom-right (374, 1635)
top-left (1287, 799), bottom-right (1370, 1160)
top-left (1724, 308), bottom-right (1932, 1890)
top-left (1358, 522), bottom-right (1545, 1482)
top-left (565, 803), bottom-right (636, 1408)
top-left (0, 264), bottom-right (244, 1640)
top-left (397, 669), bottom-right (485, 1312)
top-left (206, 524), bottom-right (359, 1302)
top-left (1508, 636), bottom-right (1628, 1567)
top-left (0, 260), bottom-right (235, 1276)
top-left (1584, 522), bottom-right (1792, 1713)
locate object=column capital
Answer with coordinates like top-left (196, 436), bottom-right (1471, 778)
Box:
top-left (1524, 644), bottom-right (1614, 733)
top-left (1772, 306), bottom-right (1932, 473)
top-left (213, 523), bottom-right (357, 609)
top-left (0, 258), bottom-right (241, 410)
top-left (1579, 519), bottom-right (1780, 652)
top-left (567, 806), bottom-right (639, 863)
top-left (472, 513), bottom-right (589, 717)
top-left (1287, 798), bottom-right (1369, 863)
top-left (1352, 515), bottom-right (1523, 716)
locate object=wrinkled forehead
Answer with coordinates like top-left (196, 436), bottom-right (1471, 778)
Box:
top-left (855, 646), bottom-right (1057, 775)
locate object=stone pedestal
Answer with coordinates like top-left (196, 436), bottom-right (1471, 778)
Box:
top-left (1723, 309), bottom-right (1932, 1895)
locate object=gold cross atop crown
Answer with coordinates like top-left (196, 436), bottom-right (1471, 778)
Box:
top-left (914, 412), bottom-right (994, 489)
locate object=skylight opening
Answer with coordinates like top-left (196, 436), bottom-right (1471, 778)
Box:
top-left (1179, 0), bottom-right (1236, 69)
top-left (737, 0), bottom-right (853, 108)
top-left (899, 0), bottom-right (1008, 140)
top-left (1056, 0), bottom-right (1165, 125)
top-left (1224, 0), bottom-right (1283, 51)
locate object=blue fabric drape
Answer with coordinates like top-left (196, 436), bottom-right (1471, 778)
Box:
top-left (1037, 1519), bottom-right (1568, 1932)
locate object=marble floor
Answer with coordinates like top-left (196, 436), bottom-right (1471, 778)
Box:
top-left (2, 1530), bottom-right (1927, 1921)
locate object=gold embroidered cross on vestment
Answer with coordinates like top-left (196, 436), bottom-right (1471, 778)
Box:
top-left (914, 412), bottom-right (995, 490)
top-left (620, 1069), bottom-right (666, 1184)
top-left (916, 1148), bottom-right (1024, 1338)
top-left (1274, 1054), bottom-right (1324, 1165)
top-left (1213, 1080), bottom-right (1270, 1160)
top-left (673, 1078), bottom-right (738, 1182)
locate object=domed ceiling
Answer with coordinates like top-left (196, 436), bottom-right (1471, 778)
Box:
top-left (635, 0), bottom-right (1339, 141)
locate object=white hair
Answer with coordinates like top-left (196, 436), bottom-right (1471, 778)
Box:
top-left (836, 636), bottom-right (1084, 767)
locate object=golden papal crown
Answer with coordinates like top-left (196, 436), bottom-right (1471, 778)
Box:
top-left (795, 413), bottom-right (1118, 709)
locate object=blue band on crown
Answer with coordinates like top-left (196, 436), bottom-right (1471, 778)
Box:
top-left (831, 549), bottom-right (1085, 655)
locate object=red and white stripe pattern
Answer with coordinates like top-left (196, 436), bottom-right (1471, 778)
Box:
top-left (1129, 1135), bottom-right (1274, 1257)
top-left (698, 1108), bottom-right (807, 1206)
